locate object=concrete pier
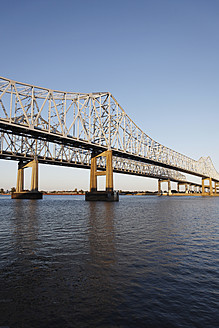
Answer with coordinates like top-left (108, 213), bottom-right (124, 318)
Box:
top-left (11, 191), bottom-right (43, 199)
top-left (86, 150), bottom-right (119, 201)
top-left (85, 191), bottom-right (119, 201)
top-left (12, 158), bottom-right (43, 200)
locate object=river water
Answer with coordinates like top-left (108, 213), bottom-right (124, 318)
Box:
top-left (0, 195), bottom-right (218, 328)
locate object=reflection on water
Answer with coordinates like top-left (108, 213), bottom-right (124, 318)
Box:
top-left (13, 200), bottom-right (39, 259)
top-left (88, 202), bottom-right (116, 265)
top-left (0, 195), bottom-right (218, 327)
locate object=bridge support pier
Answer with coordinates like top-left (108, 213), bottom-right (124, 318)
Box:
top-left (188, 183), bottom-right (193, 194)
top-left (215, 182), bottom-right (219, 195)
top-left (158, 179), bottom-right (172, 196)
top-left (202, 177), bottom-right (213, 196)
top-left (158, 179), bottom-right (162, 195)
top-left (177, 182), bottom-right (187, 194)
top-left (85, 150), bottom-right (119, 201)
top-left (12, 158), bottom-right (42, 199)
top-left (16, 163), bottom-right (24, 192)
top-left (167, 179), bottom-right (172, 196)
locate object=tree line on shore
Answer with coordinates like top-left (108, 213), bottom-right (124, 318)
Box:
top-left (0, 187), bottom-right (16, 194)
top-left (1, 188), bottom-right (182, 195)
top-left (0, 187), bottom-right (85, 194)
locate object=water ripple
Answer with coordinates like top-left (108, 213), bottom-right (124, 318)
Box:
top-left (0, 195), bottom-right (218, 327)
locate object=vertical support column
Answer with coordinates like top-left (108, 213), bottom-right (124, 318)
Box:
top-left (30, 159), bottom-right (38, 191)
top-left (90, 152), bottom-right (97, 192)
top-left (177, 183), bottom-right (179, 193)
top-left (209, 178), bottom-right (213, 196)
top-left (202, 178), bottom-right (205, 195)
top-left (202, 178), bottom-right (213, 196)
top-left (22, 158), bottom-right (40, 192)
top-left (168, 179), bottom-right (172, 196)
top-left (106, 150), bottom-right (113, 192)
top-left (16, 161), bottom-right (24, 192)
top-left (22, 157), bottom-right (38, 191)
top-left (185, 184), bottom-right (188, 194)
top-left (158, 179), bottom-right (162, 195)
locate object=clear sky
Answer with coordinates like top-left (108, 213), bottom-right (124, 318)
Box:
top-left (0, 0), bottom-right (219, 191)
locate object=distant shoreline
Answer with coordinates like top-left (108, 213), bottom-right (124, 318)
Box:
top-left (1, 192), bottom-right (156, 196)
top-left (0, 192), bottom-right (85, 196)
top-left (44, 193), bottom-right (85, 195)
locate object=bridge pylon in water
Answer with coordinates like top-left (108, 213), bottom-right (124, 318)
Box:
top-left (215, 182), bottom-right (219, 195)
top-left (201, 177), bottom-right (218, 196)
top-left (85, 150), bottom-right (119, 201)
top-left (12, 158), bottom-right (42, 199)
top-left (158, 179), bottom-right (172, 196)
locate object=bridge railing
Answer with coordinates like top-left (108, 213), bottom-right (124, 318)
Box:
top-left (0, 76), bottom-right (219, 180)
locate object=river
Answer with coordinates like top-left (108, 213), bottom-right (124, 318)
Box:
top-left (0, 195), bottom-right (218, 327)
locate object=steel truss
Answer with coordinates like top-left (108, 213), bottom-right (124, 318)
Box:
top-left (0, 76), bottom-right (218, 181)
top-left (0, 132), bottom-right (186, 182)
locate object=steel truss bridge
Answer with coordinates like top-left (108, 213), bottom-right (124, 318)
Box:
top-left (0, 76), bottom-right (218, 195)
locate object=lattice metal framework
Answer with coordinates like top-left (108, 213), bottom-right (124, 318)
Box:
top-left (0, 76), bottom-right (218, 180)
top-left (0, 132), bottom-right (186, 182)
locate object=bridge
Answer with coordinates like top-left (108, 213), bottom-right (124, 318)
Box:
top-left (0, 76), bottom-right (218, 199)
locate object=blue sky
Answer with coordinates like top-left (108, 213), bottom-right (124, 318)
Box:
top-left (0, 0), bottom-right (219, 191)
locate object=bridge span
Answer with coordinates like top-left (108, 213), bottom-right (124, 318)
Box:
top-left (0, 76), bottom-right (218, 199)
